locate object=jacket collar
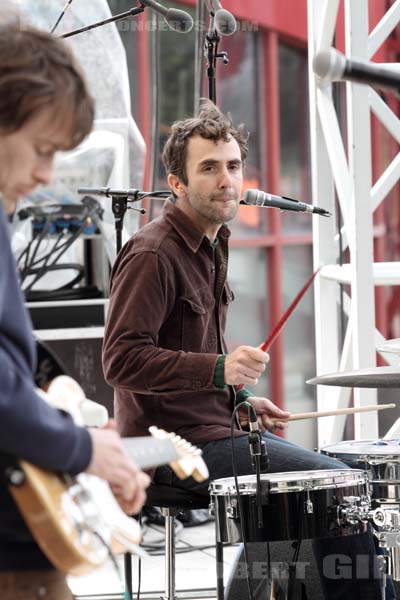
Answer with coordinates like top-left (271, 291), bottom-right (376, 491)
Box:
top-left (162, 199), bottom-right (231, 253)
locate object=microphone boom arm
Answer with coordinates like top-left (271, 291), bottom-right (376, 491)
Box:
top-left (60, 7), bottom-right (145, 39)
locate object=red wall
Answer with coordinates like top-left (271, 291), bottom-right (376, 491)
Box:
top-left (181, 0), bottom-right (389, 52)
top-left (183, 0), bottom-right (308, 41)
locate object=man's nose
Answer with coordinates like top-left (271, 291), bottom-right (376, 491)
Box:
top-left (33, 159), bottom-right (54, 186)
top-left (218, 167), bottom-right (233, 188)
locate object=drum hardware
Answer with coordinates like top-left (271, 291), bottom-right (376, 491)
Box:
top-left (304, 484), bottom-right (313, 514)
top-left (225, 494), bottom-right (238, 520)
top-left (374, 531), bottom-right (400, 582)
top-left (322, 439), bottom-right (400, 581)
top-left (372, 507), bottom-right (400, 529)
top-left (336, 495), bottom-right (372, 527)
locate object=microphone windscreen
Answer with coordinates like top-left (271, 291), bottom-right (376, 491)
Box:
top-left (214, 8), bottom-right (237, 35)
top-left (243, 189), bottom-right (261, 205)
top-left (313, 48), bottom-right (346, 81)
top-left (165, 8), bottom-right (194, 32)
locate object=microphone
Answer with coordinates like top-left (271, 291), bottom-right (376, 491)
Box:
top-left (241, 189), bottom-right (331, 217)
top-left (77, 187), bottom-right (170, 199)
top-left (140, 0), bottom-right (193, 33)
top-left (209, 0), bottom-right (236, 35)
top-left (78, 187), bottom-right (142, 199)
top-left (313, 48), bottom-right (400, 92)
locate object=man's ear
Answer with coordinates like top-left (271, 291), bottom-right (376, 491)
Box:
top-left (167, 173), bottom-right (186, 198)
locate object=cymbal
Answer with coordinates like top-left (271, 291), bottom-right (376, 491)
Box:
top-left (307, 366), bottom-right (400, 388)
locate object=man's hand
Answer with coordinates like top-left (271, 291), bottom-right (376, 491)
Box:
top-left (224, 345), bottom-right (269, 386)
top-left (86, 425), bottom-right (150, 514)
top-left (240, 396), bottom-right (290, 432)
top-left (110, 471), bottom-right (150, 515)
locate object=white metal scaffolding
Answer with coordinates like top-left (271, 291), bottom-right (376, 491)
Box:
top-left (308, 0), bottom-right (400, 446)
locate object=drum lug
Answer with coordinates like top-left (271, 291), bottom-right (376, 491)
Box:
top-left (305, 485), bottom-right (313, 514)
top-left (226, 495), bottom-right (238, 519)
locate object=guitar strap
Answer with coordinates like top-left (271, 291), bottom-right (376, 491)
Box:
top-left (34, 340), bottom-right (66, 389)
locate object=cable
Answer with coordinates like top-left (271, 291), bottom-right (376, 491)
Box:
top-left (231, 401), bottom-right (256, 600)
top-left (17, 200), bottom-right (103, 300)
top-left (90, 530), bottom-right (131, 600)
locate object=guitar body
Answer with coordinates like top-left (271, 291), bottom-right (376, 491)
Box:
top-left (9, 462), bottom-right (111, 575)
top-left (8, 377), bottom-right (208, 575)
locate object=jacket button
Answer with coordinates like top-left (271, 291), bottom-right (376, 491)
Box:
top-left (194, 380), bottom-right (202, 388)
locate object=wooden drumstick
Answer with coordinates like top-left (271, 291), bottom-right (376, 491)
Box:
top-left (270, 403), bottom-right (396, 424)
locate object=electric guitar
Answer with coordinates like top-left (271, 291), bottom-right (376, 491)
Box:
top-left (7, 376), bottom-right (209, 576)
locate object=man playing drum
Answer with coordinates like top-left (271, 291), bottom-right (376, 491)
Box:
top-left (103, 100), bottom-right (394, 599)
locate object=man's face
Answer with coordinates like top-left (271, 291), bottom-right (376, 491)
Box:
top-left (169, 135), bottom-right (243, 237)
top-left (0, 109), bottom-right (73, 215)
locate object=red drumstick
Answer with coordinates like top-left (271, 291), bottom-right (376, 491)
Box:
top-left (237, 267), bottom-right (321, 392)
top-left (260, 267), bottom-right (321, 352)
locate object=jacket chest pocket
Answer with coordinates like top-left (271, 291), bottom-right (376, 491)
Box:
top-left (220, 282), bottom-right (235, 332)
top-left (180, 289), bottom-right (215, 352)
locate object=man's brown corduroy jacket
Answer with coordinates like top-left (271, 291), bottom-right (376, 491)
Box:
top-left (102, 200), bottom-right (246, 445)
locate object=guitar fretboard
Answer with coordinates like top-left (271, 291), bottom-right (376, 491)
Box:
top-left (122, 437), bottom-right (178, 470)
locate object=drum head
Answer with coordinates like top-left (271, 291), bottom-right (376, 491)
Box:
top-left (209, 468), bottom-right (366, 495)
top-left (322, 439), bottom-right (400, 459)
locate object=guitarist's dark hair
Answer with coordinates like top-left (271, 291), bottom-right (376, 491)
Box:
top-left (0, 25), bottom-right (94, 149)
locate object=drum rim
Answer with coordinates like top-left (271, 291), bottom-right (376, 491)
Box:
top-left (209, 468), bottom-right (367, 495)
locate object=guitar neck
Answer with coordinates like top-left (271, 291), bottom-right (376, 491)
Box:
top-left (122, 437), bottom-right (179, 471)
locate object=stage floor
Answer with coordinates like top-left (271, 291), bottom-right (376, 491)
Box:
top-left (69, 516), bottom-right (238, 599)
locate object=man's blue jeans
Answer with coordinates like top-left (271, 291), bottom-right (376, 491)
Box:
top-left (154, 432), bottom-right (395, 599)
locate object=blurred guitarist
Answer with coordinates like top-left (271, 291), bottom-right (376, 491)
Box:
top-left (0, 18), bottom-right (149, 600)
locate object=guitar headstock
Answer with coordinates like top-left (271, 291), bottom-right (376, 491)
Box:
top-left (149, 426), bottom-right (209, 483)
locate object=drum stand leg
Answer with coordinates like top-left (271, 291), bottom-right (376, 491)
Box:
top-left (377, 554), bottom-right (387, 600)
top-left (268, 564), bottom-right (308, 600)
top-left (216, 540), bottom-right (224, 600)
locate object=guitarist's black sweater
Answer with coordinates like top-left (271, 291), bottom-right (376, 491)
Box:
top-left (0, 201), bottom-right (92, 570)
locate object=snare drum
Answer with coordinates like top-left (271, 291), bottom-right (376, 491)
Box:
top-left (322, 439), bottom-right (400, 506)
top-left (209, 469), bottom-right (368, 544)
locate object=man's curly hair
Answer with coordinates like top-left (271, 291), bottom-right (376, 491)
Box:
top-left (162, 99), bottom-right (248, 187)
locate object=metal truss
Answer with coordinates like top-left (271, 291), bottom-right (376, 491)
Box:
top-left (308, 0), bottom-right (400, 446)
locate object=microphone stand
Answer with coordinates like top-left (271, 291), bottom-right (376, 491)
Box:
top-left (78, 190), bottom-right (169, 254)
top-left (60, 7), bottom-right (145, 39)
top-left (205, 16), bottom-right (229, 103)
top-left (111, 194), bottom-right (137, 255)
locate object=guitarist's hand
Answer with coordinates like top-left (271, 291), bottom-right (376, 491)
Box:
top-left (86, 428), bottom-right (150, 514)
top-left (110, 472), bottom-right (151, 515)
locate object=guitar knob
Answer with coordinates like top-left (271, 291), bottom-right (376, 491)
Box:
top-left (6, 467), bottom-right (26, 487)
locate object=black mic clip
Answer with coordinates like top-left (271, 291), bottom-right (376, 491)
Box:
top-left (248, 407), bottom-right (268, 471)
top-left (248, 430), bottom-right (264, 456)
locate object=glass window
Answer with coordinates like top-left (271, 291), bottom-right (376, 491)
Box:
top-left (226, 247), bottom-right (270, 399)
top-left (218, 29), bottom-right (264, 239)
top-left (108, 0), bottom-right (140, 122)
top-left (279, 43), bottom-right (312, 234)
top-left (282, 245), bottom-right (317, 449)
